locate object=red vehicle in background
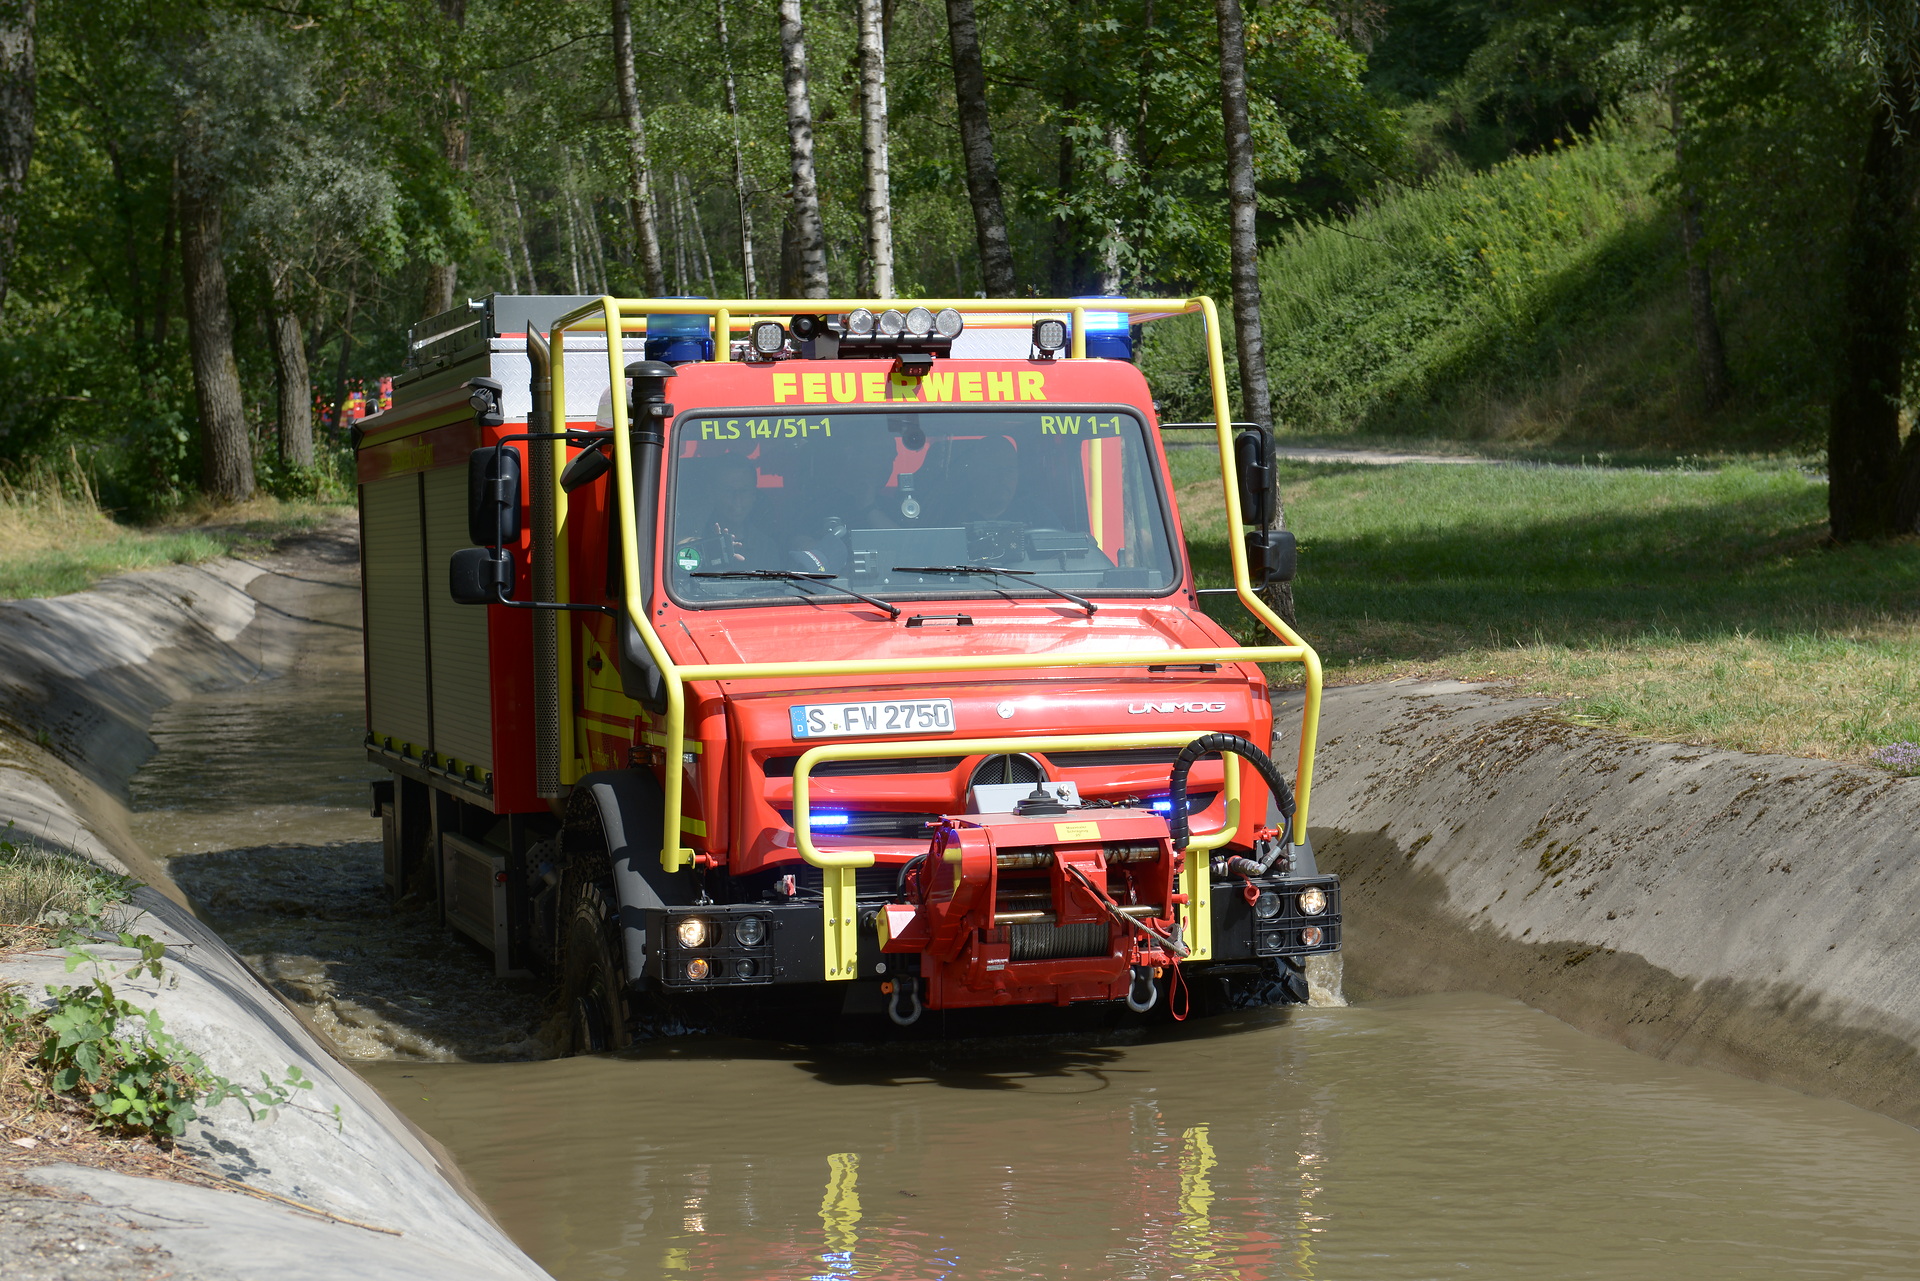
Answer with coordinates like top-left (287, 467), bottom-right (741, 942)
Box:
top-left (356, 294), bottom-right (1337, 1047)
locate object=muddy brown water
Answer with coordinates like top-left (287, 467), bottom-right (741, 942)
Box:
top-left (127, 538), bottom-right (1920, 1279)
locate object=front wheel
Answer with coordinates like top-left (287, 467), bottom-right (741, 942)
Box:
top-left (561, 876), bottom-right (629, 1055)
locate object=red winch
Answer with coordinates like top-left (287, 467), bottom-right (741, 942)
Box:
top-left (878, 797), bottom-right (1187, 1018)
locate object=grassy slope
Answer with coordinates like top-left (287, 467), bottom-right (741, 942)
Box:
top-left (0, 479), bottom-right (348, 599)
top-left (1142, 123), bottom-right (1823, 458)
top-left (1174, 453), bottom-right (1920, 762)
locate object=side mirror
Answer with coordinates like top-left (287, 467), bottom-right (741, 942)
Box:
top-left (1233, 427), bottom-right (1274, 527)
top-left (449, 546), bottom-right (514, 604)
top-left (560, 439), bottom-right (613, 492)
top-left (1245, 529), bottom-right (1297, 586)
top-left (467, 447), bottom-right (522, 546)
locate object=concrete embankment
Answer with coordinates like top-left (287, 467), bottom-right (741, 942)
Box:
top-left (1299, 679), bottom-right (1920, 1127)
top-left (0, 531), bottom-right (549, 1280)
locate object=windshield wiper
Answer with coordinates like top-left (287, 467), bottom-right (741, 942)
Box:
top-left (891, 565), bottom-right (1096, 616)
top-left (691, 569), bottom-right (901, 619)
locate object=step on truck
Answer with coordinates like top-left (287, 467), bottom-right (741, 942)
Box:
top-left (356, 294), bottom-right (1338, 1046)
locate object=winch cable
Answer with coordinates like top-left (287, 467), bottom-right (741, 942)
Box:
top-left (1165, 733), bottom-right (1297, 878)
top-left (1056, 858), bottom-right (1190, 958)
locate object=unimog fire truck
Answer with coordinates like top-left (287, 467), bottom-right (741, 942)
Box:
top-left (355, 293), bottom-right (1339, 1048)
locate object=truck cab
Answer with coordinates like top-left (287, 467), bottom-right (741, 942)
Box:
top-left (357, 295), bottom-right (1337, 1047)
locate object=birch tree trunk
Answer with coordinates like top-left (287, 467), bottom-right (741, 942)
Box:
top-left (1212, 0), bottom-right (1291, 620)
top-left (180, 185), bottom-right (253, 502)
top-left (715, 0), bottom-right (757, 296)
top-left (507, 173), bottom-right (536, 290)
top-left (422, 0), bottom-right (468, 318)
top-left (778, 0), bottom-right (829, 298)
top-left (612, 0), bottom-right (667, 296)
top-left (0, 0), bottom-right (33, 316)
top-left (944, 0), bottom-right (1013, 295)
top-left (857, 0), bottom-right (894, 297)
top-left (1212, 0), bottom-right (1270, 432)
top-left (269, 264), bottom-right (313, 468)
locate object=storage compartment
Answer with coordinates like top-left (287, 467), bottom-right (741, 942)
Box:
top-left (443, 831), bottom-right (510, 971)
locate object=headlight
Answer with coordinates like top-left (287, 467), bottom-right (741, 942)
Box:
top-left (1298, 887), bottom-right (1328, 916)
top-left (1299, 926), bottom-right (1323, 947)
top-left (735, 916), bottom-right (766, 948)
top-left (1253, 891), bottom-right (1281, 920)
top-left (685, 957), bottom-right (711, 980)
top-left (675, 917), bottom-right (709, 948)
top-left (734, 958), bottom-right (758, 980)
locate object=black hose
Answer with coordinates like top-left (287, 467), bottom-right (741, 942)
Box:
top-left (1165, 733), bottom-right (1296, 873)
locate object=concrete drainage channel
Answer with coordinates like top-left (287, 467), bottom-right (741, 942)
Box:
top-left (3, 529), bottom-right (1918, 1277)
top-left (0, 527), bottom-right (550, 1281)
top-left (1294, 680), bottom-right (1920, 1129)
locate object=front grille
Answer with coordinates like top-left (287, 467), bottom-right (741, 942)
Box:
top-left (763, 754), bottom-right (964, 779)
top-left (1009, 920), bottom-right (1110, 961)
top-left (1044, 746), bottom-right (1210, 770)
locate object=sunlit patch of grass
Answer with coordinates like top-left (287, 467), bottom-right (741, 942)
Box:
top-left (1174, 455), bottom-right (1920, 761)
top-left (0, 465), bottom-right (346, 599)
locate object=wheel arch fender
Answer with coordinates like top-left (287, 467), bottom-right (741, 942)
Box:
top-left (569, 770), bottom-right (682, 984)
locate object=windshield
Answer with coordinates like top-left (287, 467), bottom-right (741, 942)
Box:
top-left (664, 407), bottom-right (1180, 607)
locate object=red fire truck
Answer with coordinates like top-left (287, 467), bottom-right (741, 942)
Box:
top-left (356, 294), bottom-right (1337, 1048)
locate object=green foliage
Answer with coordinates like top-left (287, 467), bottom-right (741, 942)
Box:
top-left (0, 826), bottom-right (332, 1139)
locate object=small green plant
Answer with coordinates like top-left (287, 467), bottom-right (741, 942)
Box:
top-left (1, 826), bottom-right (337, 1139)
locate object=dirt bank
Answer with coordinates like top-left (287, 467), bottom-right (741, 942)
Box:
top-left (1299, 679), bottom-right (1920, 1127)
top-left (0, 527), bottom-right (550, 1280)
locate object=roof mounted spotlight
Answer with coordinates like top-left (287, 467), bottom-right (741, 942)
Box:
top-left (877, 308), bottom-right (907, 338)
top-left (904, 306), bottom-right (934, 338)
top-left (1031, 318), bottom-right (1068, 360)
top-left (846, 307), bottom-right (878, 337)
top-left (747, 320), bottom-right (788, 361)
top-left (933, 307), bottom-right (964, 340)
top-left (465, 376), bottom-right (505, 427)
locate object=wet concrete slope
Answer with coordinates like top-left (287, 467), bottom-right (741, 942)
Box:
top-left (0, 527), bottom-right (550, 1281)
top-left (1299, 679), bottom-right (1920, 1126)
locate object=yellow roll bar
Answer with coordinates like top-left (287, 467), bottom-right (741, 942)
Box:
top-left (547, 296), bottom-right (1323, 971)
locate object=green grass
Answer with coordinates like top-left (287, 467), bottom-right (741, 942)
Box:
top-left (1140, 118), bottom-right (1828, 456)
top-left (1174, 454), bottom-right (1920, 761)
top-left (0, 476), bottom-right (348, 599)
top-left (0, 829), bottom-right (130, 951)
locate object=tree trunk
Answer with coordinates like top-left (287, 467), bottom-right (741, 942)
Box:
top-left (0, 0), bottom-right (32, 316)
top-left (1098, 123), bottom-right (1129, 292)
top-left (422, 0), bottom-right (468, 318)
top-left (857, 0), bottom-right (894, 297)
top-left (180, 186), bottom-right (253, 502)
top-left (713, 0), bottom-right (757, 298)
top-left (611, 0), bottom-right (666, 297)
top-left (1829, 61), bottom-right (1920, 543)
top-left (269, 266), bottom-right (313, 468)
top-left (1671, 92), bottom-right (1731, 411)
top-left (778, 0), bottom-right (829, 298)
top-left (1212, 0), bottom-right (1290, 620)
top-left (682, 173), bottom-right (716, 293)
top-left (944, 0), bottom-right (1013, 295)
top-left (507, 172), bottom-right (536, 291)
top-left (152, 159), bottom-right (176, 350)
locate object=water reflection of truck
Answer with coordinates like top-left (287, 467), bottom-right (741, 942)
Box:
top-left (355, 295), bottom-right (1339, 1047)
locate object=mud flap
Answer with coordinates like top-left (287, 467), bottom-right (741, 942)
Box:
top-left (575, 770), bottom-right (684, 985)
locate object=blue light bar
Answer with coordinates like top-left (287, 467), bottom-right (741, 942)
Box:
top-left (646, 300), bottom-right (713, 364)
top-left (1151, 800), bottom-right (1173, 813)
top-left (1072, 296), bottom-right (1132, 360)
top-left (810, 812), bottom-right (851, 828)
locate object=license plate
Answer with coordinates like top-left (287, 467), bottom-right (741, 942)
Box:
top-left (790, 698), bottom-right (955, 739)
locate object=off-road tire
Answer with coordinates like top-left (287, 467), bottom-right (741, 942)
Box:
top-left (562, 875), bottom-right (628, 1054)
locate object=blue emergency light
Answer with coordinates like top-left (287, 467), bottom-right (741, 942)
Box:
top-left (809, 811), bottom-right (852, 828)
top-left (647, 302), bottom-right (713, 364)
top-left (1074, 297), bottom-right (1133, 361)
